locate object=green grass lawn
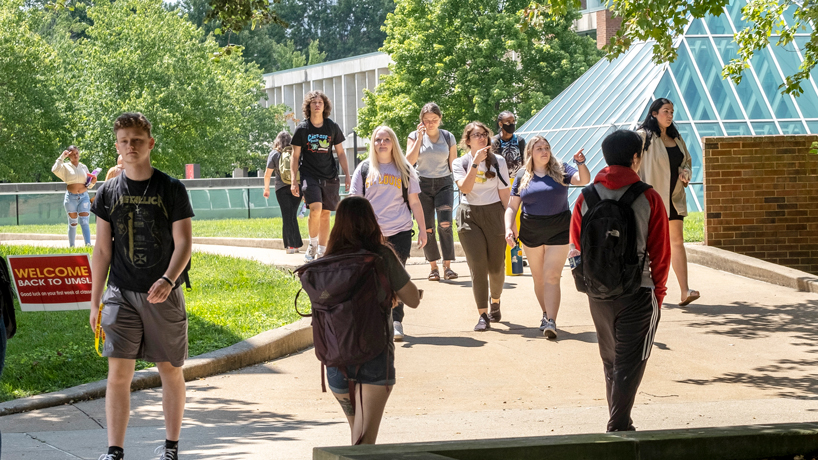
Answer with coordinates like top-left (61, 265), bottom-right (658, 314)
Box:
top-left (0, 212), bottom-right (705, 243)
top-left (0, 245), bottom-right (309, 402)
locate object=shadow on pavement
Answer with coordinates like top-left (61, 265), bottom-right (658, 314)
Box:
top-left (675, 299), bottom-right (818, 399)
top-left (492, 322), bottom-right (599, 343)
top-left (399, 335), bottom-right (488, 348)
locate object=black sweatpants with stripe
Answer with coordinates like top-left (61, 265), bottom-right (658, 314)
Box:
top-left (588, 287), bottom-right (660, 432)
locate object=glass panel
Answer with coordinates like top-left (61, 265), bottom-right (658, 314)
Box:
top-left (687, 19), bottom-right (707, 35)
top-left (652, 73), bottom-right (689, 120)
top-left (675, 123), bottom-right (703, 182)
top-left (670, 42), bottom-right (717, 120)
top-left (248, 188), bottom-right (282, 218)
top-left (687, 183), bottom-right (704, 212)
top-left (751, 46), bottom-right (799, 118)
top-left (687, 38), bottom-right (743, 119)
top-left (807, 121), bottom-right (818, 134)
top-left (704, 12), bottom-right (733, 35)
top-left (713, 38), bottom-right (772, 119)
top-left (771, 42), bottom-right (818, 118)
top-left (723, 122), bottom-right (752, 135)
top-left (726, 0), bottom-right (749, 30)
top-left (751, 122), bottom-right (780, 135)
top-left (0, 195), bottom-right (17, 226)
top-left (778, 121), bottom-right (807, 134)
top-left (694, 122), bottom-right (724, 138)
top-left (188, 189), bottom-right (249, 220)
top-left (783, 4), bottom-right (812, 32)
top-left (18, 193), bottom-right (67, 225)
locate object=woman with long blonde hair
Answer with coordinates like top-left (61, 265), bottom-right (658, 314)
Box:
top-left (349, 126), bottom-right (427, 341)
top-left (504, 136), bottom-right (590, 338)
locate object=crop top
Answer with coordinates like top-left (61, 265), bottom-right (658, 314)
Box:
top-left (52, 160), bottom-right (94, 187)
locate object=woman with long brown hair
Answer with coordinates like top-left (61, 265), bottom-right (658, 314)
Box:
top-left (453, 121), bottom-right (511, 331)
top-left (323, 196), bottom-right (421, 444)
top-left (264, 131), bottom-right (303, 253)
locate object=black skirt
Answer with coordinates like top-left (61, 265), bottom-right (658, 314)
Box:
top-left (519, 210), bottom-right (571, 247)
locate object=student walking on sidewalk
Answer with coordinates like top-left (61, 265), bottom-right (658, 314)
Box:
top-left (453, 121), bottom-right (511, 331)
top-left (491, 111), bottom-right (527, 177)
top-left (264, 131), bottom-right (304, 253)
top-left (505, 136), bottom-right (590, 338)
top-left (637, 98), bottom-right (699, 306)
top-left (569, 130), bottom-right (670, 432)
top-left (406, 103), bottom-right (459, 282)
top-left (90, 113), bottom-right (195, 460)
top-left (290, 90), bottom-right (352, 262)
top-left (349, 126), bottom-right (427, 341)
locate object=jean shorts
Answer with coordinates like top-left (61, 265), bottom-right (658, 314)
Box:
top-left (326, 347), bottom-right (396, 394)
top-left (64, 191), bottom-right (91, 214)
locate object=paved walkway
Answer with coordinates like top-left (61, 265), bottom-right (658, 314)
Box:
top-left (2, 241), bottom-right (818, 459)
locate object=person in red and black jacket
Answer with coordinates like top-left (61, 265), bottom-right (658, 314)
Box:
top-left (569, 129), bottom-right (670, 433)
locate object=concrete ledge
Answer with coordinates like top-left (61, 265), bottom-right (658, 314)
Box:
top-left (314, 422), bottom-right (818, 460)
top-left (0, 318), bottom-right (313, 416)
top-left (687, 244), bottom-right (818, 294)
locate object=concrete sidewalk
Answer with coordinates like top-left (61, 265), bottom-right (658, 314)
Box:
top-left (2, 242), bottom-right (818, 459)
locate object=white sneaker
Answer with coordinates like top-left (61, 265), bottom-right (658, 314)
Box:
top-left (304, 244), bottom-right (317, 262)
top-left (286, 247), bottom-right (298, 254)
top-left (393, 321), bottom-right (404, 342)
top-left (543, 318), bottom-right (557, 339)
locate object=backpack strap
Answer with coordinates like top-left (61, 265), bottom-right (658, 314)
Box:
top-left (618, 181), bottom-right (653, 207)
top-left (491, 156), bottom-right (509, 187)
top-left (360, 160), bottom-right (370, 193)
top-left (581, 183), bottom-right (602, 209)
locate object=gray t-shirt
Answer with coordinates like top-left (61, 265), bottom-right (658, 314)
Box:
top-left (265, 149), bottom-right (288, 191)
top-left (349, 161), bottom-right (421, 237)
top-left (452, 152), bottom-right (510, 206)
top-left (408, 129), bottom-right (456, 178)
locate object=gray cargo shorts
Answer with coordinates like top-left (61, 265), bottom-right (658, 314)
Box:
top-left (100, 284), bottom-right (188, 367)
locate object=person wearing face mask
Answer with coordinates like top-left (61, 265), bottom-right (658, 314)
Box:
top-left (636, 98), bottom-right (699, 307)
top-left (453, 121), bottom-right (511, 331)
top-left (492, 111), bottom-right (527, 177)
top-left (406, 103), bottom-right (459, 282)
top-left (52, 145), bottom-right (97, 247)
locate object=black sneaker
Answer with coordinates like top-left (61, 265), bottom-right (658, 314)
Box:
top-left (155, 446), bottom-right (178, 460)
top-left (487, 301), bottom-right (501, 322)
top-left (474, 313), bottom-right (491, 331)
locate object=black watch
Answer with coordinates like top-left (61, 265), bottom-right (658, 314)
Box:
top-left (472, 163), bottom-right (479, 168)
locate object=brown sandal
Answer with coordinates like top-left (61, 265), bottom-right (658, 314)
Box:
top-left (428, 269), bottom-right (440, 281)
top-left (444, 268), bottom-right (458, 280)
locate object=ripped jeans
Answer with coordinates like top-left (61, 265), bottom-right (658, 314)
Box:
top-left (63, 191), bottom-right (92, 247)
top-left (418, 175), bottom-right (455, 262)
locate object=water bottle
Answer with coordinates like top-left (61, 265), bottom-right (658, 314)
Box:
top-left (511, 241), bottom-right (524, 275)
top-left (567, 245), bottom-right (581, 269)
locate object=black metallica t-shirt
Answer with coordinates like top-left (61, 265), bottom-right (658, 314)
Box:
top-left (91, 169), bottom-right (195, 293)
top-left (291, 118), bottom-right (346, 180)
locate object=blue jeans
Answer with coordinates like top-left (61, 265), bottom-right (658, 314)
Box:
top-left (63, 191), bottom-right (91, 247)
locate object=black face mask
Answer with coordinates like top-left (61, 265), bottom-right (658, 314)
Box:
top-left (503, 123), bottom-right (516, 134)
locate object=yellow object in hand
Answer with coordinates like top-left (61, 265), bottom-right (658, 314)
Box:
top-left (94, 303), bottom-right (105, 357)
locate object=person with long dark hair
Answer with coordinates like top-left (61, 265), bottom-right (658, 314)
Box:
top-left (323, 196), bottom-right (421, 444)
top-left (637, 98), bottom-right (699, 306)
top-left (264, 131), bottom-right (303, 253)
top-left (52, 145), bottom-right (97, 247)
top-left (406, 102), bottom-right (459, 281)
top-left (453, 121), bottom-right (511, 331)
top-left (504, 136), bottom-right (589, 338)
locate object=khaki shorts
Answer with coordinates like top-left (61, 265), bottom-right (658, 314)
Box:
top-left (101, 284), bottom-right (188, 367)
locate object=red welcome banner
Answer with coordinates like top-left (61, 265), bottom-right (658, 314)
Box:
top-left (7, 254), bottom-right (93, 311)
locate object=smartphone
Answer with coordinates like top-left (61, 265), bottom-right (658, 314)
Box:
top-left (418, 288), bottom-right (424, 300)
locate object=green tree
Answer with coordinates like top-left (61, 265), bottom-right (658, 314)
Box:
top-left (532, 0), bottom-right (817, 95)
top-left (62, 0), bottom-right (287, 178)
top-left (357, 0), bottom-right (602, 141)
top-left (0, 0), bottom-right (67, 182)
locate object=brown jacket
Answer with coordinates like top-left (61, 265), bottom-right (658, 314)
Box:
top-left (636, 129), bottom-right (692, 217)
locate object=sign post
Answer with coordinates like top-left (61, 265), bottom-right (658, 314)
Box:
top-left (7, 254), bottom-right (93, 311)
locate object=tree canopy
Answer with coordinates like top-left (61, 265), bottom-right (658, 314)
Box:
top-left (357, 0), bottom-right (602, 142)
top-left (532, 0), bottom-right (818, 95)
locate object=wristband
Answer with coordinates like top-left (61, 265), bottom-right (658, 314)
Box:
top-left (575, 160), bottom-right (586, 166)
top-left (161, 276), bottom-right (174, 287)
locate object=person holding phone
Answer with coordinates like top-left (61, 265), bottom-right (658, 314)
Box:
top-left (637, 98), bottom-right (699, 306)
top-left (406, 103), bottom-right (459, 282)
top-left (349, 126), bottom-right (427, 341)
top-left (504, 136), bottom-right (589, 338)
top-left (453, 121), bottom-right (511, 331)
top-left (52, 145), bottom-right (97, 247)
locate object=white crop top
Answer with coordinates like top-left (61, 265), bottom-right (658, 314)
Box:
top-left (52, 160), bottom-right (93, 187)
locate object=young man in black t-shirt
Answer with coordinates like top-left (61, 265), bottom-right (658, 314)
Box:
top-left (290, 90), bottom-right (351, 261)
top-left (90, 113), bottom-right (194, 460)
top-left (492, 111), bottom-right (527, 177)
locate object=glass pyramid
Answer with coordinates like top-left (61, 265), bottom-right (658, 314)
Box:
top-left (517, 0), bottom-right (816, 211)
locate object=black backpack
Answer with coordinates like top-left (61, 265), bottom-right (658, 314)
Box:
top-left (359, 160), bottom-right (410, 211)
top-left (293, 250), bottom-right (393, 422)
top-left (572, 182), bottom-right (652, 300)
top-left (0, 257), bottom-right (18, 340)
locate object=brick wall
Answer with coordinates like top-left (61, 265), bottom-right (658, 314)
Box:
top-left (596, 10), bottom-right (623, 49)
top-left (704, 135), bottom-right (818, 275)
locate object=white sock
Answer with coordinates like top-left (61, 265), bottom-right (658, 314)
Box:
top-left (318, 245), bottom-right (326, 254)
top-left (310, 237), bottom-right (318, 247)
